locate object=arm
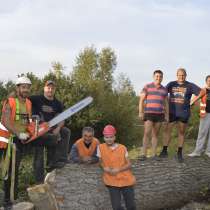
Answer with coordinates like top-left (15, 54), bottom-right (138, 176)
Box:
top-left (139, 93), bottom-right (146, 120)
top-left (89, 148), bottom-right (99, 164)
top-left (110, 157), bottom-right (132, 175)
top-left (190, 89), bottom-right (206, 106)
top-left (164, 97), bottom-right (169, 122)
top-left (52, 101), bottom-right (65, 134)
top-left (70, 144), bottom-right (81, 163)
top-left (2, 103), bottom-right (19, 136)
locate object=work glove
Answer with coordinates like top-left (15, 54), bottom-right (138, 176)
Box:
top-left (18, 132), bottom-right (30, 141)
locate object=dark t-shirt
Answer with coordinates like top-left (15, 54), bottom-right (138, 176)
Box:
top-left (166, 81), bottom-right (201, 119)
top-left (29, 95), bottom-right (64, 122)
top-left (206, 89), bottom-right (210, 113)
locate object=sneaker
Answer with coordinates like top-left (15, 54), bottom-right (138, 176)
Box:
top-left (205, 152), bottom-right (210, 157)
top-left (177, 153), bottom-right (184, 163)
top-left (188, 152), bottom-right (201, 157)
top-left (159, 150), bottom-right (168, 158)
top-left (139, 155), bottom-right (147, 161)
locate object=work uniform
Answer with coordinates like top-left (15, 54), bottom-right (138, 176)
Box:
top-left (70, 137), bottom-right (99, 163)
top-left (0, 97), bottom-right (32, 204)
top-left (97, 143), bottom-right (136, 210)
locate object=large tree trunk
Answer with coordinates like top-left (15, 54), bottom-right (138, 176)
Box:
top-left (50, 157), bottom-right (210, 210)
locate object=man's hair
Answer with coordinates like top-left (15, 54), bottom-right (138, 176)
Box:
top-left (153, 70), bottom-right (163, 76)
top-left (206, 75), bottom-right (210, 81)
top-left (82, 127), bottom-right (94, 135)
top-left (177, 68), bottom-right (187, 76)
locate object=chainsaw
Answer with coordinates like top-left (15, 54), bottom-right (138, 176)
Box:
top-left (26, 96), bottom-right (93, 143)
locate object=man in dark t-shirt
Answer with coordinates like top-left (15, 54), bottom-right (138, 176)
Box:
top-left (159, 68), bottom-right (201, 162)
top-left (29, 80), bottom-right (71, 183)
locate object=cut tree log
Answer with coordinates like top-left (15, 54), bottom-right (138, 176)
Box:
top-left (27, 170), bottom-right (59, 210)
top-left (51, 157), bottom-right (210, 210)
top-left (0, 202), bottom-right (34, 210)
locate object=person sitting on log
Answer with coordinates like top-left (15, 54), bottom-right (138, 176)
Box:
top-left (97, 125), bottom-right (136, 210)
top-left (188, 75), bottom-right (210, 157)
top-left (70, 127), bottom-right (99, 164)
top-left (139, 70), bottom-right (169, 161)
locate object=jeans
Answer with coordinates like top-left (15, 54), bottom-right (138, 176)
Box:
top-left (193, 113), bottom-right (210, 154)
top-left (33, 127), bottom-right (71, 183)
top-left (107, 185), bottom-right (136, 210)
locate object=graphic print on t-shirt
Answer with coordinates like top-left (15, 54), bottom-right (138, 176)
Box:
top-left (41, 105), bottom-right (55, 113)
top-left (170, 86), bottom-right (187, 104)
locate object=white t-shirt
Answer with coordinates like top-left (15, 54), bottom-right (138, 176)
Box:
top-left (96, 143), bottom-right (128, 158)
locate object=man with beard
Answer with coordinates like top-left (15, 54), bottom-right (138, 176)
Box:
top-left (0, 76), bottom-right (32, 209)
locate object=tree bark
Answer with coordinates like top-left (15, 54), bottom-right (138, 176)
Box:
top-left (51, 157), bottom-right (210, 210)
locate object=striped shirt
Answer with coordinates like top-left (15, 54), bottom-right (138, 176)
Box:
top-left (141, 82), bottom-right (167, 114)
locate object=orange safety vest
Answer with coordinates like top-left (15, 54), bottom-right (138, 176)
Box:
top-left (199, 88), bottom-right (207, 118)
top-left (0, 97), bottom-right (32, 149)
top-left (75, 137), bottom-right (99, 158)
top-left (99, 143), bottom-right (136, 187)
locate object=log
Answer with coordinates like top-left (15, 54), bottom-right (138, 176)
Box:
top-left (0, 202), bottom-right (34, 210)
top-left (51, 157), bottom-right (210, 210)
top-left (27, 170), bottom-right (59, 210)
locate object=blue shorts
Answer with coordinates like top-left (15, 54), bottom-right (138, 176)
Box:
top-left (169, 114), bottom-right (189, 124)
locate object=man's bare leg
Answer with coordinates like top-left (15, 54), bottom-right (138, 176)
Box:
top-left (159, 122), bottom-right (175, 157)
top-left (141, 121), bottom-right (153, 159)
top-left (176, 122), bottom-right (187, 162)
top-left (151, 122), bottom-right (161, 157)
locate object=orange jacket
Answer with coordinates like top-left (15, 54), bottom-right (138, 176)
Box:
top-left (0, 97), bottom-right (32, 149)
top-left (75, 137), bottom-right (99, 158)
top-left (99, 143), bottom-right (136, 187)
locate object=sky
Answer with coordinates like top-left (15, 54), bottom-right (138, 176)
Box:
top-left (0, 0), bottom-right (210, 92)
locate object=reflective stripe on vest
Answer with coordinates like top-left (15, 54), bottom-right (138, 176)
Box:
top-left (0, 122), bottom-right (10, 149)
top-left (200, 90), bottom-right (207, 118)
top-left (15, 98), bottom-right (20, 121)
top-left (0, 137), bottom-right (9, 143)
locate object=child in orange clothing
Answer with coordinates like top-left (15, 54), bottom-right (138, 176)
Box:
top-left (97, 125), bottom-right (136, 210)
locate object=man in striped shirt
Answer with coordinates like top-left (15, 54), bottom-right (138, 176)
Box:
top-left (139, 70), bottom-right (169, 160)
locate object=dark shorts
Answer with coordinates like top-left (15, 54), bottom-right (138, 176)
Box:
top-left (144, 113), bottom-right (165, 122)
top-left (169, 114), bottom-right (189, 124)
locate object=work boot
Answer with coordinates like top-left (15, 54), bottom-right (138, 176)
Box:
top-left (159, 150), bottom-right (168, 158)
top-left (46, 161), bottom-right (65, 172)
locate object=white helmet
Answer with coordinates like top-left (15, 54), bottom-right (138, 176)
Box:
top-left (15, 76), bottom-right (32, 85)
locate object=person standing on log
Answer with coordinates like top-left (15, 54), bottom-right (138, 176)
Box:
top-left (188, 75), bottom-right (210, 157)
top-left (159, 68), bottom-right (201, 162)
top-left (29, 80), bottom-right (71, 183)
top-left (0, 76), bottom-right (32, 209)
top-left (139, 70), bottom-right (169, 160)
top-left (70, 127), bottom-right (99, 164)
top-left (97, 125), bottom-right (136, 210)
